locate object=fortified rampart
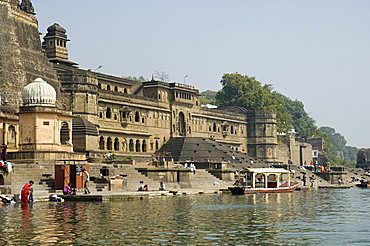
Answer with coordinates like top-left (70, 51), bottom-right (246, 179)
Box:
top-left (0, 0), bottom-right (59, 108)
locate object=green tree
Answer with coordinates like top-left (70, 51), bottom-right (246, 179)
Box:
top-left (122, 75), bottom-right (147, 82)
top-left (284, 97), bottom-right (317, 139)
top-left (318, 126), bottom-right (357, 167)
top-left (215, 73), bottom-right (293, 133)
top-left (199, 90), bottom-right (217, 105)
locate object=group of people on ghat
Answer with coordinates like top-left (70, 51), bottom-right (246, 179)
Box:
top-left (184, 163), bottom-right (196, 173)
top-left (0, 167), bottom-right (92, 206)
top-left (63, 168), bottom-right (90, 195)
top-left (137, 181), bottom-right (167, 191)
top-left (0, 180), bottom-right (35, 207)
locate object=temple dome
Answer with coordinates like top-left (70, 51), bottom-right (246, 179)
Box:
top-left (22, 78), bottom-right (56, 106)
top-left (47, 23), bottom-right (66, 34)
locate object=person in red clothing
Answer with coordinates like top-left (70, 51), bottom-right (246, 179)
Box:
top-left (21, 180), bottom-right (34, 204)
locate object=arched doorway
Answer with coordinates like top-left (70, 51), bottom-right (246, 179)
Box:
top-left (107, 137), bottom-right (112, 150)
top-left (7, 125), bottom-right (16, 148)
top-left (60, 122), bottom-right (70, 144)
top-left (114, 138), bottom-right (119, 151)
top-left (99, 136), bottom-right (105, 150)
top-left (142, 140), bottom-right (147, 152)
top-left (178, 112), bottom-right (186, 136)
top-left (135, 140), bottom-right (141, 152)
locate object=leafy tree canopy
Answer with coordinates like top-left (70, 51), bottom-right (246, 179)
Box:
top-left (213, 73), bottom-right (357, 167)
top-left (122, 75), bottom-right (147, 82)
top-left (319, 127), bottom-right (357, 167)
top-left (199, 90), bottom-right (217, 105)
top-left (215, 73), bottom-right (314, 135)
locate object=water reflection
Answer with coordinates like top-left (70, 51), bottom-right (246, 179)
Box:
top-left (0, 189), bottom-right (370, 244)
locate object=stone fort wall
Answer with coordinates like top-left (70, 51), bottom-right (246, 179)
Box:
top-left (0, 0), bottom-right (59, 107)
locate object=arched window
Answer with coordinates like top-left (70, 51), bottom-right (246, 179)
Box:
top-left (114, 114), bottom-right (117, 120)
top-left (155, 140), bottom-right (159, 151)
top-left (107, 84), bottom-right (111, 91)
top-left (142, 140), bottom-right (147, 152)
top-left (122, 139), bottom-right (127, 152)
top-left (158, 93), bottom-right (161, 100)
top-left (129, 139), bottom-right (134, 152)
top-left (213, 123), bottom-right (217, 132)
top-left (135, 140), bottom-right (141, 152)
top-left (114, 138), bottom-right (119, 151)
top-left (231, 125), bottom-right (234, 135)
top-left (107, 137), bottom-right (112, 150)
top-left (106, 107), bottom-right (112, 119)
top-left (99, 112), bottom-right (103, 118)
top-left (60, 122), bottom-right (70, 145)
top-left (98, 83), bottom-right (102, 89)
top-left (135, 112), bottom-right (140, 122)
top-left (142, 117), bottom-right (145, 124)
top-left (99, 136), bottom-right (105, 150)
top-left (7, 125), bottom-right (16, 148)
top-left (114, 86), bottom-right (118, 92)
top-left (124, 88), bottom-right (128, 94)
top-left (178, 112), bottom-right (186, 136)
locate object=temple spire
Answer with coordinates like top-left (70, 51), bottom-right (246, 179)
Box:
top-left (20, 0), bottom-right (35, 15)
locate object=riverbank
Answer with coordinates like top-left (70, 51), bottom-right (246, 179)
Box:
top-left (30, 183), bottom-right (358, 203)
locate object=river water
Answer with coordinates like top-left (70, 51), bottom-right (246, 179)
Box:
top-left (0, 188), bottom-right (369, 245)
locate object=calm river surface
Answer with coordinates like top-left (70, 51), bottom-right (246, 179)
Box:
top-left (1, 188), bottom-right (370, 245)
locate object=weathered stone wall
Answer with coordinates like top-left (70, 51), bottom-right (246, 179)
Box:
top-left (0, 0), bottom-right (60, 107)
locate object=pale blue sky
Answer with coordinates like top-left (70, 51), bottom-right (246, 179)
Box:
top-left (33, 1), bottom-right (370, 148)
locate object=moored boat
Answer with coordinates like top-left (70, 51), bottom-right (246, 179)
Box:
top-left (356, 180), bottom-right (369, 188)
top-left (229, 167), bottom-right (298, 195)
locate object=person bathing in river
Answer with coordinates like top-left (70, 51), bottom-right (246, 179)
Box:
top-left (21, 180), bottom-right (34, 204)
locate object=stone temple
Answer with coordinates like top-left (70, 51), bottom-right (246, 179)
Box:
top-left (0, 0), bottom-right (317, 193)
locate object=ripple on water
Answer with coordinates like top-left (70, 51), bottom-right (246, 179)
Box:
top-left (0, 189), bottom-right (369, 244)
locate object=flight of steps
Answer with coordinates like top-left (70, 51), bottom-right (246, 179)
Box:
top-left (8, 164), bottom-right (55, 196)
top-left (290, 166), bottom-right (332, 187)
top-left (188, 169), bottom-right (233, 190)
top-left (119, 165), bottom-right (167, 191)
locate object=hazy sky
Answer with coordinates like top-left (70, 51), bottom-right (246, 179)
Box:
top-left (33, 1), bottom-right (370, 148)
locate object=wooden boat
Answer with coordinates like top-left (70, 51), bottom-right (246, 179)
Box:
top-left (229, 167), bottom-right (299, 195)
top-left (356, 180), bottom-right (369, 188)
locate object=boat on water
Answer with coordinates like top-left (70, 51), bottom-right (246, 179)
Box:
top-left (356, 180), bottom-right (369, 188)
top-left (229, 167), bottom-right (299, 195)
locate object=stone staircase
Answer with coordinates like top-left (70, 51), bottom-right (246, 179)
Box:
top-left (121, 166), bottom-right (169, 191)
top-left (188, 169), bottom-right (233, 190)
top-left (8, 164), bottom-right (55, 196)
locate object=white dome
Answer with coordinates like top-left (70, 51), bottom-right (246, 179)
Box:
top-left (22, 78), bottom-right (56, 106)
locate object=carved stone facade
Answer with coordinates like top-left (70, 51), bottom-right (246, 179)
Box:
top-left (0, 0), bottom-right (313, 166)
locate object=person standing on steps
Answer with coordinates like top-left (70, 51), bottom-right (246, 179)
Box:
top-left (82, 168), bottom-right (91, 194)
top-left (302, 173), bottom-right (307, 186)
top-left (1, 143), bottom-right (7, 162)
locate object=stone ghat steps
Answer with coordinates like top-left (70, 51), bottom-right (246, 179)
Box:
top-left (188, 169), bottom-right (233, 189)
top-left (9, 165), bottom-right (55, 194)
top-left (88, 165), bottom-right (169, 192)
top-left (121, 167), bottom-right (168, 191)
